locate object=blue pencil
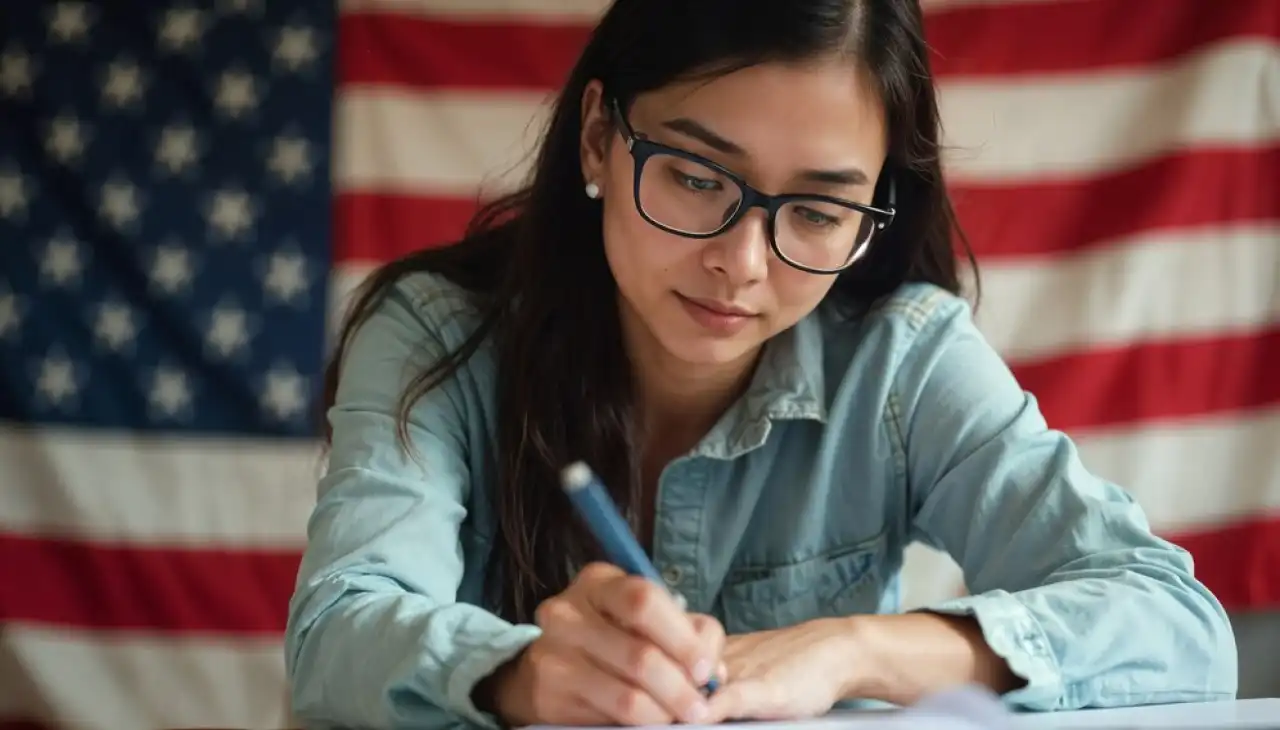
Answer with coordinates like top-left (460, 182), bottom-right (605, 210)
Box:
top-left (560, 461), bottom-right (720, 695)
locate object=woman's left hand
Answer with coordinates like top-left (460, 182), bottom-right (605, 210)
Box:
top-left (706, 617), bottom-right (860, 721)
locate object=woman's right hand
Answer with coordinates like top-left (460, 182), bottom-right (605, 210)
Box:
top-left (485, 561), bottom-right (726, 727)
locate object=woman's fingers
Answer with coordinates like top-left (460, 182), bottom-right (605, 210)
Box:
top-left (589, 574), bottom-right (715, 682)
top-left (542, 591), bottom-right (710, 723)
top-left (689, 613), bottom-right (728, 684)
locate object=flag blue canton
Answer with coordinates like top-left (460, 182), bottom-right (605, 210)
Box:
top-left (0, 0), bottom-right (334, 438)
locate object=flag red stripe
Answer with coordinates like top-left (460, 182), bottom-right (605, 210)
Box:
top-left (336, 0), bottom-right (1278, 91)
top-left (334, 191), bottom-right (476, 262)
top-left (956, 145), bottom-right (1280, 260)
top-left (1166, 514), bottom-right (1280, 608)
top-left (334, 146), bottom-right (1279, 264)
top-left (1011, 325), bottom-right (1280, 433)
top-left (337, 13), bottom-right (590, 91)
top-left (2, 516), bottom-right (1272, 631)
top-left (924, 0), bottom-right (1279, 78)
top-left (0, 534), bottom-right (299, 634)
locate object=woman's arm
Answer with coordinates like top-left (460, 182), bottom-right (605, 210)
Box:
top-left (829, 612), bottom-right (1023, 705)
top-left (285, 281), bottom-right (540, 730)
top-left (875, 292), bottom-right (1238, 710)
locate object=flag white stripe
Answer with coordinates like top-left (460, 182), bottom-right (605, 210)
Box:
top-left (2, 405), bottom-right (1278, 546)
top-left (0, 426), bottom-right (319, 546)
top-left (333, 40), bottom-right (1280, 194)
top-left (973, 223), bottom-right (1280, 361)
top-left (902, 542), bottom-right (966, 609)
top-left (335, 89), bottom-right (551, 195)
top-left (335, 226), bottom-right (1280, 368)
top-left (939, 40), bottom-right (1280, 182)
top-left (1077, 407), bottom-right (1280, 532)
top-left (330, 264), bottom-right (374, 339)
top-left (0, 626), bottom-right (292, 730)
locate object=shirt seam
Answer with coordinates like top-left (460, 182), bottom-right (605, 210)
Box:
top-left (881, 289), bottom-right (960, 529)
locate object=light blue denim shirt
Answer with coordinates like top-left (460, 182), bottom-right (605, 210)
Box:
top-left (285, 271), bottom-right (1237, 730)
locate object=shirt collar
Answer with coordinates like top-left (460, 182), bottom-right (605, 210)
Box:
top-left (691, 311), bottom-right (828, 461)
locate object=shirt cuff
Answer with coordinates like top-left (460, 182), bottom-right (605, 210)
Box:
top-left (445, 624), bottom-right (543, 729)
top-left (919, 589), bottom-right (1064, 710)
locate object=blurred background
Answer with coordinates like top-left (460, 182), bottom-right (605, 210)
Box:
top-left (0, 0), bottom-right (1276, 728)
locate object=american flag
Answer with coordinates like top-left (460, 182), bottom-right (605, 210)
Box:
top-left (0, 0), bottom-right (1276, 728)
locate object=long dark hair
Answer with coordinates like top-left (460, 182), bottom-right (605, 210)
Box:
top-left (323, 0), bottom-right (977, 623)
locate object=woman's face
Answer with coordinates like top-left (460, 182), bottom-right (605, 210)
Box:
top-left (579, 58), bottom-right (888, 372)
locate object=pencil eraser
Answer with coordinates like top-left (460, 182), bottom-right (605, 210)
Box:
top-left (560, 461), bottom-right (592, 490)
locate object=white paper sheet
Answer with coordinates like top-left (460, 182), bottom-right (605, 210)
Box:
top-left (524, 690), bottom-right (1280, 730)
top-left (526, 686), bottom-right (1016, 730)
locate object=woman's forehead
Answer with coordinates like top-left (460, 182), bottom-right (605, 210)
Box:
top-left (629, 61), bottom-right (887, 183)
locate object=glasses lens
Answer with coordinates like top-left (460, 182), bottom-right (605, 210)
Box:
top-left (637, 152), bottom-right (743, 235)
top-left (773, 199), bottom-right (876, 271)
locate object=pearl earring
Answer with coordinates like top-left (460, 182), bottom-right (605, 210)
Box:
top-left (584, 181), bottom-right (601, 199)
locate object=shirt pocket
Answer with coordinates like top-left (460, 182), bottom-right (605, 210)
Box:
top-left (718, 532), bottom-right (886, 635)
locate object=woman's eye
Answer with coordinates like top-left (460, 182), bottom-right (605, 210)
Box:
top-left (676, 172), bottom-right (721, 192)
top-left (795, 206), bottom-right (838, 226)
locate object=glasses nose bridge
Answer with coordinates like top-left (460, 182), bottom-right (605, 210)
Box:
top-left (729, 184), bottom-right (779, 230)
top-left (711, 185), bottom-right (777, 256)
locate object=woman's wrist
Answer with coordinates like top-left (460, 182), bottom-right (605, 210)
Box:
top-left (831, 612), bottom-right (1024, 706)
top-left (768, 616), bottom-right (881, 701)
top-left (822, 616), bottom-right (884, 700)
top-left (473, 650), bottom-right (529, 726)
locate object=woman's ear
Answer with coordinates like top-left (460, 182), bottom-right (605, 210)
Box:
top-left (579, 79), bottom-right (611, 190)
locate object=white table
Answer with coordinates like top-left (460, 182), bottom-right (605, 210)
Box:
top-left (1007, 698), bottom-right (1280, 728)
top-left (527, 698), bottom-right (1280, 730)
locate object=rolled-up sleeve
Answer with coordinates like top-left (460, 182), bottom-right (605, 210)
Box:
top-left (284, 282), bottom-right (540, 730)
top-left (892, 294), bottom-right (1238, 710)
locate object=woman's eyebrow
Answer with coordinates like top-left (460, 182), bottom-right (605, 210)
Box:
top-left (660, 117), bottom-right (745, 155)
top-left (659, 116), bottom-right (869, 186)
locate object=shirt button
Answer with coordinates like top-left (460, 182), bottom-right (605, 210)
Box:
top-left (661, 564), bottom-right (684, 586)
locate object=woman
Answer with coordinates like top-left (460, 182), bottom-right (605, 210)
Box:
top-left (285, 0), bottom-right (1238, 727)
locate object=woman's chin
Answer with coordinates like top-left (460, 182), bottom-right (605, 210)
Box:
top-left (659, 334), bottom-right (763, 370)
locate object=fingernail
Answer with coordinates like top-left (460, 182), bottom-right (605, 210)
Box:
top-left (693, 659), bottom-right (711, 683)
top-left (684, 700), bottom-right (710, 723)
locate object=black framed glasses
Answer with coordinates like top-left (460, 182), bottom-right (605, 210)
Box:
top-left (607, 97), bottom-right (896, 275)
